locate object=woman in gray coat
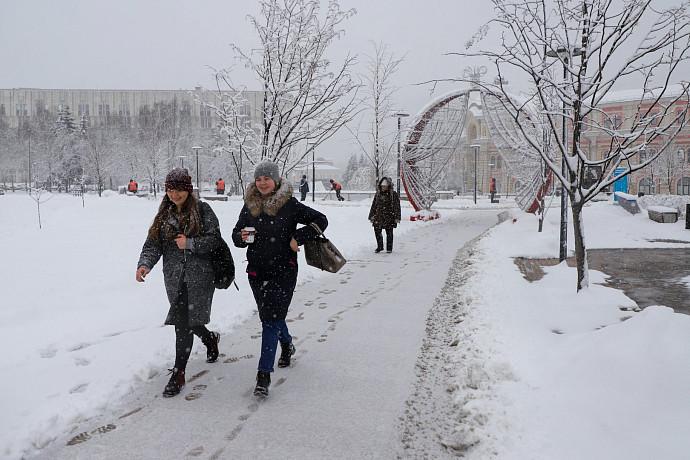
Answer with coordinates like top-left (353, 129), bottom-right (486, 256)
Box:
top-left (136, 168), bottom-right (222, 397)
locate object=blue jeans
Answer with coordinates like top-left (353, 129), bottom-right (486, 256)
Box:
top-left (258, 320), bottom-right (292, 373)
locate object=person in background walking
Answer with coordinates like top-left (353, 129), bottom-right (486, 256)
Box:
top-left (299, 174), bottom-right (309, 201)
top-left (368, 176), bottom-right (401, 253)
top-left (232, 161), bottom-right (327, 396)
top-left (216, 178), bottom-right (225, 195)
top-left (490, 178), bottom-right (497, 202)
top-left (329, 179), bottom-right (345, 201)
top-left (128, 179), bottom-right (138, 194)
top-left (135, 168), bottom-right (222, 398)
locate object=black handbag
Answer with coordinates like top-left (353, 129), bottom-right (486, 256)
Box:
top-left (211, 237), bottom-right (236, 289)
top-left (303, 223), bottom-right (346, 273)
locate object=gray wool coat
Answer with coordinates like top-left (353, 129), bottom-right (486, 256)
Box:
top-left (137, 201), bottom-right (221, 327)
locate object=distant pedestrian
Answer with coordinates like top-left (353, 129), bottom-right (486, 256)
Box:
top-left (299, 175), bottom-right (309, 201)
top-left (232, 160), bottom-right (327, 396)
top-left (490, 178), bottom-right (497, 202)
top-left (128, 179), bottom-right (138, 194)
top-left (135, 168), bottom-right (222, 398)
top-left (329, 179), bottom-right (345, 201)
top-left (368, 176), bottom-right (401, 253)
top-left (216, 178), bottom-right (225, 195)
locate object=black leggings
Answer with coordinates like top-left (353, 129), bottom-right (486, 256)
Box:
top-left (173, 284), bottom-right (212, 370)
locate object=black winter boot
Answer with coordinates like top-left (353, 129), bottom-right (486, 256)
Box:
top-left (163, 368), bottom-right (185, 397)
top-left (203, 331), bottom-right (220, 363)
top-left (254, 371), bottom-right (271, 396)
top-left (278, 342), bottom-right (296, 368)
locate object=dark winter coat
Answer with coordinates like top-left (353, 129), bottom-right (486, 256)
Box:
top-left (368, 177), bottom-right (402, 229)
top-left (232, 179), bottom-right (327, 322)
top-left (299, 179), bottom-right (309, 194)
top-left (137, 201), bottom-right (221, 327)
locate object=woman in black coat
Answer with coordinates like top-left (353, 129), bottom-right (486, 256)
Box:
top-left (136, 168), bottom-right (222, 397)
top-left (368, 176), bottom-right (402, 253)
top-left (232, 161), bottom-right (327, 396)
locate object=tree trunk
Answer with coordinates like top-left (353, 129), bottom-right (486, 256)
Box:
top-left (571, 199), bottom-right (588, 291)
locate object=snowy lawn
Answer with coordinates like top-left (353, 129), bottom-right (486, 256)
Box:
top-left (1, 192), bottom-right (690, 459)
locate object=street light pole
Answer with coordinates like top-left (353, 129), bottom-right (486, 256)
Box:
top-left (470, 144), bottom-right (480, 204)
top-left (192, 146), bottom-right (202, 193)
top-left (179, 156), bottom-right (186, 169)
top-left (307, 142), bottom-right (316, 202)
top-left (393, 111), bottom-right (409, 195)
top-left (546, 47), bottom-right (581, 262)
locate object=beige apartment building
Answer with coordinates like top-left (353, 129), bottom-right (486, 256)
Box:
top-left (459, 88), bottom-right (690, 197)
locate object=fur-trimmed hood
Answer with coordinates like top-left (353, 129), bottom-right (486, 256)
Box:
top-left (245, 178), bottom-right (294, 217)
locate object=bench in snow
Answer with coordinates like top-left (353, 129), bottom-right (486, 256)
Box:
top-left (647, 206), bottom-right (678, 223)
top-left (203, 195), bottom-right (228, 202)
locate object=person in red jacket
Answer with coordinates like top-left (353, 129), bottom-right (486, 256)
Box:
top-left (490, 178), bottom-right (497, 202)
top-left (128, 179), bottom-right (138, 194)
top-left (329, 179), bottom-right (345, 201)
top-left (216, 178), bottom-right (225, 195)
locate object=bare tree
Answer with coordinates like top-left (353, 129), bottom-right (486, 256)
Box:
top-left (649, 145), bottom-right (689, 194)
top-left (79, 124), bottom-right (118, 197)
top-left (228, 0), bottom-right (360, 175)
top-left (464, 0), bottom-right (690, 291)
top-left (135, 101), bottom-right (180, 196)
top-left (350, 41), bottom-right (405, 181)
top-left (201, 77), bottom-right (262, 196)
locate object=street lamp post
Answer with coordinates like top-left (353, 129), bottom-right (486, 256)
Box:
top-left (192, 146), bottom-right (202, 191)
top-left (179, 156), bottom-right (186, 169)
top-left (393, 111), bottom-right (409, 195)
top-left (28, 137), bottom-right (31, 193)
top-left (546, 47), bottom-right (582, 262)
top-left (308, 143), bottom-right (316, 202)
top-left (470, 144), bottom-right (481, 204)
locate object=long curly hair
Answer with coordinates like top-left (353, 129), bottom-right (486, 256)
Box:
top-left (147, 193), bottom-right (202, 242)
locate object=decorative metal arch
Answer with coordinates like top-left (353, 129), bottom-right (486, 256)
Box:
top-left (401, 88), bottom-right (553, 214)
top-left (402, 89), bottom-right (471, 212)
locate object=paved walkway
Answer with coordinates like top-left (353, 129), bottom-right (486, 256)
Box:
top-left (33, 211), bottom-right (498, 460)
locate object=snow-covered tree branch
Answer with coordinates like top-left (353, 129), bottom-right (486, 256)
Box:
top-left (228, 0), bottom-right (361, 175)
top-left (463, 0), bottom-right (690, 291)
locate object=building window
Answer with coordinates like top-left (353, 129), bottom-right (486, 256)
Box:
top-left (238, 103), bottom-right (252, 127)
top-left (677, 107), bottom-right (686, 125)
top-left (649, 111), bottom-right (659, 127)
top-left (497, 156), bottom-right (503, 168)
top-left (677, 177), bottom-right (690, 195)
top-left (0, 104), bottom-right (5, 116)
top-left (200, 105), bottom-right (212, 128)
top-left (118, 104), bottom-right (131, 126)
top-left (490, 156), bottom-right (496, 168)
top-left (639, 150), bottom-right (646, 162)
top-left (468, 124), bottom-right (478, 141)
top-left (604, 113), bottom-right (621, 129)
top-left (16, 103), bottom-right (28, 117)
top-left (98, 104), bottom-right (110, 126)
top-left (639, 178), bottom-right (655, 195)
top-left (78, 104), bottom-right (90, 117)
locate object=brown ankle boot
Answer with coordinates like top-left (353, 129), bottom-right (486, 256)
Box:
top-left (203, 331), bottom-right (220, 363)
top-left (163, 368), bottom-right (185, 397)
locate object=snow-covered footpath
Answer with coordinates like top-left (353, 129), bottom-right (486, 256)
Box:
top-left (2, 191), bottom-right (690, 459)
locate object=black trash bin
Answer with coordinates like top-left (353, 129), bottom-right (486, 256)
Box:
top-left (686, 204), bottom-right (690, 230)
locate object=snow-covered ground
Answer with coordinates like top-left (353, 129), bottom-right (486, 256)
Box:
top-left (1, 191), bottom-right (690, 459)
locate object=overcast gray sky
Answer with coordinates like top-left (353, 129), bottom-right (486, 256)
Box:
top-left (1, 0), bottom-right (686, 167)
top-left (0, 0), bottom-right (494, 115)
